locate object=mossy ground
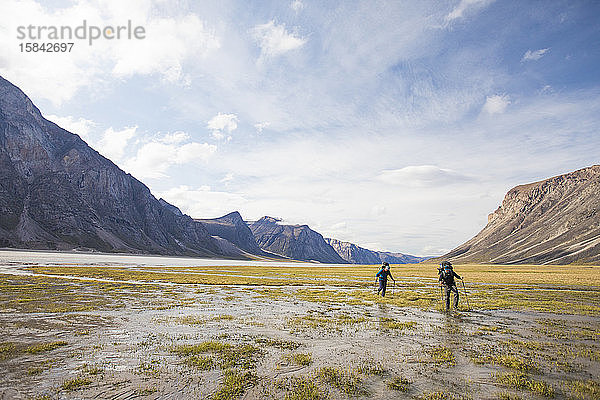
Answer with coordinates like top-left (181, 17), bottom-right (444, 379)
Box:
top-left (0, 256), bottom-right (598, 399)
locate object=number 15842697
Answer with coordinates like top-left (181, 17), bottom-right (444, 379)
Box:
top-left (19, 42), bottom-right (74, 52)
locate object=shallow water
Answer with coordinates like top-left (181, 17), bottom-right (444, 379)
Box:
top-left (0, 251), bottom-right (598, 400)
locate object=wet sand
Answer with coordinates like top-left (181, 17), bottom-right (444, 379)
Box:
top-left (0, 251), bottom-right (598, 399)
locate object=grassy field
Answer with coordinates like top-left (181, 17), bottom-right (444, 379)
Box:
top-left (0, 260), bottom-right (599, 399)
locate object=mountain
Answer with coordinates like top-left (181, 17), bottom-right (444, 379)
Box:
top-left (325, 238), bottom-right (430, 264)
top-left (196, 211), bottom-right (264, 256)
top-left (443, 166), bottom-right (600, 264)
top-left (0, 75), bottom-right (242, 258)
top-left (250, 216), bottom-right (347, 263)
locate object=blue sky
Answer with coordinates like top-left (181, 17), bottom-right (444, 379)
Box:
top-left (1, 0), bottom-right (599, 256)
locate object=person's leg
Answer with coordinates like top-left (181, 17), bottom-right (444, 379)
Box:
top-left (381, 281), bottom-right (387, 297)
top-left (451, 285), bottom-right (459, 309)
top-left (378, 280), bottom-right (384, 296)
top-left (444, 286), bottom-right (451, 310)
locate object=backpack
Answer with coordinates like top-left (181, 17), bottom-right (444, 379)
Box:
top-left (440, 268), bottom-right (454, 285)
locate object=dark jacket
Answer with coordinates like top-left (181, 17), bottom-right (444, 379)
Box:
top-left (439, 268), bottom-right (461, 286)
top-left (376, 268), bottom-right (394, 282)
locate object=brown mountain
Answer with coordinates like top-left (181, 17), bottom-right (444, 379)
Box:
top-left (443, 165), bottom-right (600, 264)
top-left (0, 75), bottom-right (242, 258)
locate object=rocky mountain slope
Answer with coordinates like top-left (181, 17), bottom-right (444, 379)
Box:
top-left (196, 211), bottom-right (264, 256)
top-left (325, 238), bottom-right (430, 264)
top-left (250, 217), bottom-right (347, 263)
top-left (443, 166), bottom-right (600, 264)
top-left (0, 75), bottom-right (241, 258)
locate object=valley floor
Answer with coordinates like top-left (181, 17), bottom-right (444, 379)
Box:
top-left (0, 251), bottom-right (598, 400)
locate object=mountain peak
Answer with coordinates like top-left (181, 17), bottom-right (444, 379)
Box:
top-left (444, 165), bottom-right (600, 264)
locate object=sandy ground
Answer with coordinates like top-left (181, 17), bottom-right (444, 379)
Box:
top-left (0, 251), bottom-right (599, 400)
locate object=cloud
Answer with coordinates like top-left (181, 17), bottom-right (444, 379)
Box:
top-left (45, 115), bottom-right (96, 141)
top-left (521, 48), bottom-right (550, 62)
top-left (482, 94), bottom-right (510, 114)
top-left (290, 0), bottom-right (304, 12)
top-left (123, 133), bottom-right (216, 179)
top-left (445, 0), bottom-right (493, 22)
top-left (207, 113), bottom-right (238, 140)
top-left (158, 131), bottom-right (191, 144)
top-left (377, 165), bottom-right (471, 187)
top-left (254, 121), bottom-right (270, 133)
top-left (98, 126), bottom-right (138, 162)
top-left (0, 0), bottom-right (220, 105)
top-left (156, 185), bottom-right (247, 219)
top-left (251, 20), bottom-right (306, 58)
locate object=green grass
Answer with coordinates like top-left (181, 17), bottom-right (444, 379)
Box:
top-left (25, 341), bottom-right (67, 354)
top-left (187, 355), bottom-right (214, 370)
top-left (172, 341), bottom-right (262, 370)
top-left (285, 353), bottom-right (312, 366)
top-left (61, 376), bottom-right (92, 391)
top-left (316, 367), bottom-right (364, 396)
top-left (380, 318), bottom-right (417, 330)
top-left (416, 392), bottom-right (470, 400)
top-left (563, 379), bottom-right (600, 399)
top-left (0, 342), bottom-right (17, 360)
top-left (387, 376), bottom-right (411, 391)
top-left (496, 371), bottom-right (554, 397)
top-left (281, 376), bottom-right (327, 400)
top-left (211, 369), bottom-right (257, 400)
top-left (428, 346), bottom-right (456, 365)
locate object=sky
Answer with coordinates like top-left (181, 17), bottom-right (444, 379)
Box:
top-left (1, 0), bottom-right (599, 256)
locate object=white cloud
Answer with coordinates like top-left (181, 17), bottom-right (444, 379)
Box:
top-left (254, 121), bottom-right (270, 133)
top-left (207, 113), bottom-right (238, 140)
top-left (45, 114), bottom-right (96, 141)
top-left (156, 185), bottom-right (247, 219)
top-left (521, 48), bottom-right (550, 62)
top-left (290, 0), bottom-right (304, 12)
top-left (158, 131), bottom-right (191, 144)
top-left (482, 94), bottom-right (510, 114)
top-left (251, 20), bottom-right (306, 58)
top-left (98, 126), bottom-right (138, 162)
top-left (0, 0), bottom-right (220, 105)
top-left (123, 133), bottom-right (216, 179)
top-left (377, 165), bottom-right (471, 187)
top-left (445, 0), bottom-right (493, 22)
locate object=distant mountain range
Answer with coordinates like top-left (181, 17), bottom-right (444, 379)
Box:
top-left (0, 75), bottom-right (422, 264)
top-left (325, 238), bottom-right (431, 264)
top-left (442, 165), bottom-right (600, 264)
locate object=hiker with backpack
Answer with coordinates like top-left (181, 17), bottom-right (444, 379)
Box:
top-left (438, 261), bottom-right (462, 311)
top-left (375, 262), bottom-right (396, 297)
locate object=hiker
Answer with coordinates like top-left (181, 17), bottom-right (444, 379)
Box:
top-left (438, 261), bottom-right (461, 310)
top-left (376, 262), bottom-right (396, 297)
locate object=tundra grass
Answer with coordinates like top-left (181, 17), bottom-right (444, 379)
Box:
top-left (21, 264), bottom-right (600, 315)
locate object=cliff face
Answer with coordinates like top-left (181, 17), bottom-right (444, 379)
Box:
top-left (250, 217), bottom-right (347, 263)
top-left (0, 75), bottom-right (239, 258)
top-left (444, 165), bottom-right (600, 264)
top-left (325, 238), bottom-right (430, 264)
top-left (196, 211), bottom-right (263, 256)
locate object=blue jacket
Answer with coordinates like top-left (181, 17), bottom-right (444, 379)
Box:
top-left (376, 268), bottom-right (394, 282)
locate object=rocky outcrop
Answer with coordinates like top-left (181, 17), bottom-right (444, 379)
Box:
top-left (250, 217), bottom-right (347, 263)
top-left (0, 75), bottom-right (243, 258)
top-left (443, 165), bottom-right (600, 264)
top-left (196, 211), bottom-right (264, 256)
top-left (325, 238), bottom-right (430, 264)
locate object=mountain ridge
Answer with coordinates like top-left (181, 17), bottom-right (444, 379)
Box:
top-left (0, 75), bottom-right (241, 258)
top-left (442, 165), bottom-right (600, 264)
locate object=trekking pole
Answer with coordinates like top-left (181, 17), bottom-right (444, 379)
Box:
top-left (439, 284), bottom-right (444, 311)
top-left (460, 279), bottom-right (471, 310)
